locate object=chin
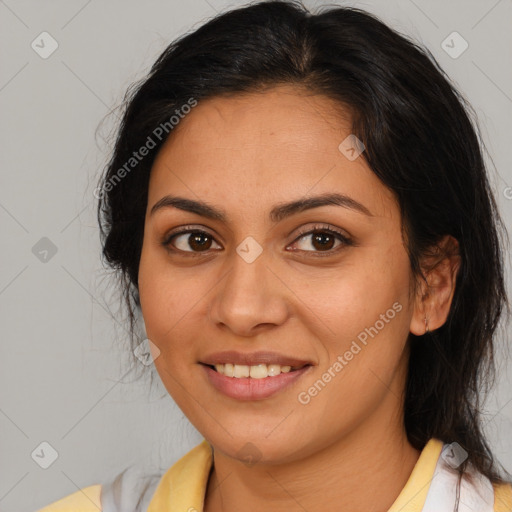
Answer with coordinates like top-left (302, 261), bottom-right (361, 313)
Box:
top-left (204, 428), bottom-right (314, 466)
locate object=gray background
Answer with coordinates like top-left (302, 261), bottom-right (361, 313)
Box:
top-left (1, 1), bottom-right (511, 510)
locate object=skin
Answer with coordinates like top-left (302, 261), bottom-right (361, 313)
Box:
top-left (137, 84), bottom-right (461, 512)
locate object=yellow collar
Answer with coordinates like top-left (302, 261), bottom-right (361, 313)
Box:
top-left (147, 438), bottom-right (443, 512)
top-left (388, 438), bottom-right (443, 511)
top-left (147, 439), bottom-right (213, 512)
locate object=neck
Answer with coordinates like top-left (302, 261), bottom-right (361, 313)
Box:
top-left (204, 391), bottom-right (421, 512)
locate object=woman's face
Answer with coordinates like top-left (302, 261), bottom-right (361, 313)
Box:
top-left (138, 85), bottom-right (419, 463)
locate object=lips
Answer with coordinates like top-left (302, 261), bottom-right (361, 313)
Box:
top-left (202, 363), bottom-right (312, 400)
top-left (200, 350), bottom-right (312, 369)
top-left (200, 351), bottom-right (314, 400)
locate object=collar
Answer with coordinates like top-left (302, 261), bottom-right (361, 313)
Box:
top-left (388, 438), bottom-right (443, 511)
top-left (147, 439), bottom-right (213, 512)
top-left (146, 438), bottom-right (454, 511)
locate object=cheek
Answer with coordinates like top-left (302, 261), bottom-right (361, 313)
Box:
top-left (138, 255), bottom-right (197, 402)
top-left (310, 285), bottom-right (409, 387)
top-left (138, 246), bottom-right (213, 383)
top-left (138, 245), bottom-right (184, 350)
top-left (296, 241), bottom-right (412, 402)
top-left (304, 240), bottom-right (411, 343)
top-left (139, 237), bottom-right (183, 322)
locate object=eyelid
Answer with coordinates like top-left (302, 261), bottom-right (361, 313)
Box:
top-left (292, 223), bottom-right (350, 242)
top-left (161, 224), bottom-right (220, 249)
top-left (287, 223), bottom-right (353, 256)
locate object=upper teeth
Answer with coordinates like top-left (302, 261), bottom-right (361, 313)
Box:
top-left (214, 363), bottom-right (292, 378)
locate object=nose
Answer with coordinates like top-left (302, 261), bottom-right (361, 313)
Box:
top-left (208, 248), bottom-right (290, 337)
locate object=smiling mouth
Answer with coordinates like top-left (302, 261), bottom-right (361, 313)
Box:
top-left (203, 363), bottom-right (310, 379)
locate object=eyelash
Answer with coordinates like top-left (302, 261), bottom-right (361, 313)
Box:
top-left (161, 224), bottom-right (353, 258)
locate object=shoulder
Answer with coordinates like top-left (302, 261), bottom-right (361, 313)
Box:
top-left (36, 484), bottom-right (102, 511)
top-left (35, 441), bottom-right (211, 512)
top-left (36, 465), bottom-right (163, 512)
top-left (393, 439), bottom-right (512, 512)
top-left (493, 481), bottom-right (512, 512)
top-left (422, 441), bottom-right (512, 512)
top-left (101, 464), bottom-right (163, 511)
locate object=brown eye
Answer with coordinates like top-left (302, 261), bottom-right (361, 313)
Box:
top-left (164, 230), bottom-right (222, 253)
top-left (294, 231), bottom-right (339, 251)
top-left (300, 231), bottom-right (338, 251)
top-left (289, 224), bottom-right (353, 256)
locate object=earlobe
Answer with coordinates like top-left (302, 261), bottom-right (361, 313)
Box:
top-left (409, 235), bottom-right (461, 336)
top-left (409, 286), bottom-right (432, 336)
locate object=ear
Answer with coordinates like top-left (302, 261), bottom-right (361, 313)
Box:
top-left (409, 235), bottom-right (461, 336)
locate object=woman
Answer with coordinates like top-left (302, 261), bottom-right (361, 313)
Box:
top-left (38, 0), bottom-right (512, 510)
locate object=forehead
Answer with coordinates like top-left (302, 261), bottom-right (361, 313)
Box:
top-left (148, 85), bottom-right (398, 223)
top-left (167, 84), bottom-right (352, 151)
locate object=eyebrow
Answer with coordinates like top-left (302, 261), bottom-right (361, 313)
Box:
top-left (150, 192), bottom-right (373, 222)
